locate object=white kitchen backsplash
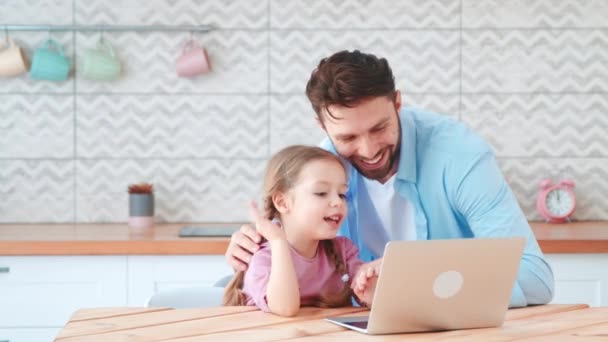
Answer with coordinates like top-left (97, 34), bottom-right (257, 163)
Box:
top-left (1, 0), bottom-right (607, 222)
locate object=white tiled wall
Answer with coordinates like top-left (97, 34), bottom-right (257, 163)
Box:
top-left (1, 0), bottom-right (607, 222)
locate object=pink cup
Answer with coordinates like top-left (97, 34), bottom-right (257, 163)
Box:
top-left (176, 40), bottom-right (211, 77)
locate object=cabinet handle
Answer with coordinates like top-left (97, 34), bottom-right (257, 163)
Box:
top-left (0, 267), bottom-right (9, 273)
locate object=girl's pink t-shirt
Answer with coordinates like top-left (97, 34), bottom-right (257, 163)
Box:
top-left (242, 236), bottom-right (364, 312)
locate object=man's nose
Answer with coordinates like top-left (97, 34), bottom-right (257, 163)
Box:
top-left (357, 137), bottom-right (377, 159)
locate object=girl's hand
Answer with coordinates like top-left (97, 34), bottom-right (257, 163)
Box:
top-left (351, 259), bottom-right (382, 307)
top-left (249, 201), bottom-right (286, 243)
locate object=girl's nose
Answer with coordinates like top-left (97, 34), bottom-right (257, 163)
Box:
top-left (330, 193), bottom-right (342, 207)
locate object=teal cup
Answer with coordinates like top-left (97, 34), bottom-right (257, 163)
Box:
top-left (30, 39), bottom-right (71, 81)
top-left (81, 38), bottom-right (121, 81)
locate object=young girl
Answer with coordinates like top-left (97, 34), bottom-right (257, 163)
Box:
top-left (223, 145), bottom-right (379, 316)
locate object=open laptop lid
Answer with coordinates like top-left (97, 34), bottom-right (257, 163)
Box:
top-left (327, 237), bottom-right (525, 335)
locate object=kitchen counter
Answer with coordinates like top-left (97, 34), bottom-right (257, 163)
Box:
top-left (0, 221), bottom-right (606, 255)
top-left (0, 223), bottom-right (235, 255)
top-left (530, 220), bottom-right (608, 253)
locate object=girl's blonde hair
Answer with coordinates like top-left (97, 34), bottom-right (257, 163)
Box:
top-left (223, 145), bottom-right (352, 307)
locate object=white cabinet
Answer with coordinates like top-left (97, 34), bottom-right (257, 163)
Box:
top-left (0, 256), bottom-right (127, 342)
top-left (0, 329), bottom-right (61, 342)
top-left (127, 255), bottom-right (232, 306)
top-left (0, 256), bottom-right (127, 326)
top-left (546, 254), bottom-right (608, 307)
top-left (0, 255), bottom-right (230, 342)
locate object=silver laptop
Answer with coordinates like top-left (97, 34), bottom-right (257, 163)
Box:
top-left (326, 237), bottom-right (525, 335)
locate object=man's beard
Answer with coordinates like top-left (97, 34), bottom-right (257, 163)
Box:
top-left (328, 113), bottom-right (402, 182)
top-left (350, 144), bottom-right (400, 181)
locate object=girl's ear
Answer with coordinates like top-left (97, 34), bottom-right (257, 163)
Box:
top-left (272, 192), bottom-right (290, 214)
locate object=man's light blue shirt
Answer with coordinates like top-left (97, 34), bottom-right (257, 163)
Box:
top-left (320, 107), bottom-right (555, 308)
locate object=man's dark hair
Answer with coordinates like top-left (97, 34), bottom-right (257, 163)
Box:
top-left (305, 50), bottom-right (396, 121)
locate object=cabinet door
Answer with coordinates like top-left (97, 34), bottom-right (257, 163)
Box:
top-left (0, 256), bottom-right (127, 327)
top-left (127, 255), bottom-right (232, 306)
top-left (0, 328), bottom-right (60, 342)
top-left (545, 254), bottom-right (608, 307)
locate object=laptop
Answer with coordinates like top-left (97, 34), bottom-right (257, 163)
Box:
top-left (325, 237), bottom-right (525, 335)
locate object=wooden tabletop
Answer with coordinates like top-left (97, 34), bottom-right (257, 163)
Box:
top-left (54, 304), bottom-right (608, 341)
top-left (0, 221), bottom-right (607, 255)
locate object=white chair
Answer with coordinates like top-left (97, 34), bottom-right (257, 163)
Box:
top-left (146, 274), bottom-right (233, 308)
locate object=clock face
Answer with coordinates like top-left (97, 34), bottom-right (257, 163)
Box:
top-left (545, 188), bottom-right (574, 217)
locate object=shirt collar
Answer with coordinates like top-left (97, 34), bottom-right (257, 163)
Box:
top-left (396, 109), bottom-right (417, 183)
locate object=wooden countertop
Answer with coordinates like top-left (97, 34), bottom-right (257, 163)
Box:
top-left (0, 223), bottom-right (235, 256)
top-left (0, 221), bottom-right (606, 256)
top-left (530, 220), bottom-right (608, 253)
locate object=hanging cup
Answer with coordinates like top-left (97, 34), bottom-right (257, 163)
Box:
top-left (30, 39), bottom-right (71, 81)
top-left (175, 39), bottom-right (211, 77)
top-left (0, 38), bottom-right (29, 77)
top-left (81, 37), bottom-right (121, 81)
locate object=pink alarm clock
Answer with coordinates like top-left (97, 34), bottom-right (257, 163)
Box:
top-left (536, 179), bottom-right (576, 223)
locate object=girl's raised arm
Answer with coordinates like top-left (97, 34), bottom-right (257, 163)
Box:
top-left (250, 201), bottom-right (300, 316)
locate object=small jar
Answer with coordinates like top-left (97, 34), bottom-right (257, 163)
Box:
top-left (128, 192), bottom-right (154, 228)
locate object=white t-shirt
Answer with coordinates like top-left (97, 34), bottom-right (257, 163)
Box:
top-left (359, 174), bottom-right (416, 257)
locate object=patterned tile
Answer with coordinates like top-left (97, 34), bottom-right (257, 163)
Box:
top-left (269, 94), bottom-right (459, 153)
top-left (462, 94), bottom-right (608, 158)
top-left (463, 0), bottom-right (608, 28)
top-left (462, 30), bottom-right (608, 92)
top-left (75, 31), bottom-right (268, 93)
top-left (271, 0), bottom-right (459, 29)
top-left (76, 95), bottom-right (268, 158)
top-left (402, 94), bottom-right (460, 118)
top-left (3, 1), bottom-right (608, 223)
top-left (76, 159), bottom-right (265, 222)
top-left (75, 0), bottom-right (268, 28)
top-left (270, 30), bottom-right (460, 94)
top-left (0, 0), bottom-right (73, 25)
top-left (0, 95), bottom-right (73, 158)
top-left (269, 96), bottom-right (325, 153)
top-left (499, 158), bottom-right (608, 221)
top-left (0, 160), bottom-right (74, 222)
top-left (0, 32), bottom-right (74, 93)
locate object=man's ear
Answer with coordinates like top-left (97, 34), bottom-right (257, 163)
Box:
top-left (394, 90), bottom-right (402, 113)
top-left (315, 114), bottom-right (325, 131)
top-left (272, 192), bottom-right (290, 214)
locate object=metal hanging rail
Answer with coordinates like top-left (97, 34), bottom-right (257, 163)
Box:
top-left (2, 24), bottom-right (214, 32)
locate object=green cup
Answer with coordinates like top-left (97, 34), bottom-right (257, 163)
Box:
top-left (30, 39), bottom-right (71, 81)
top-left (81, 38), bottom-right (121, 81)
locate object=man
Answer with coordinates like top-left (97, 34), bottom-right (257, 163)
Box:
top-left (226, 50), bottom-right (554, 307)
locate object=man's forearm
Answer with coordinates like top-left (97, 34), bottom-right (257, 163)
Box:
top-left (509, 253), bottom-right (555, 307)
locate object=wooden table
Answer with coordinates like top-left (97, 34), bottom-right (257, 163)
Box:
top-left (55, 304), bottom-right (608, 341)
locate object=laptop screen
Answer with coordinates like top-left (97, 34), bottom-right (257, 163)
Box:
top-left (343, 320), bottom-right (368, 330)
